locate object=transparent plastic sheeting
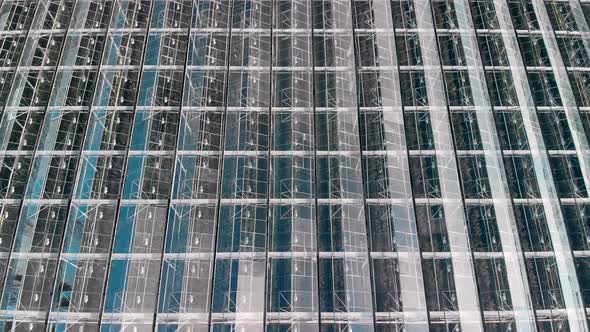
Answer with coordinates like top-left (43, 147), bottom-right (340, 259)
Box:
top-left (0, 0), bottom-right (589, 331)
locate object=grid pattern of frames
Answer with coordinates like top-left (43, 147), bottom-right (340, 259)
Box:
top-left (0, 0), bottom-right (589, 331)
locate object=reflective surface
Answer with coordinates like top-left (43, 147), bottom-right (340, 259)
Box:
top-left (0, 0), bottom-right (589, 331)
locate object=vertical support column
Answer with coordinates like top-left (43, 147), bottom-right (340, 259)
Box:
top-left (164, 1), bottom-right (235, 331)
top-left (151, 1), bottom-right (204, 331)
top-left (353, 0), bottom-right (429, 330)
top-left (312, 0), bottom-right (375, 330)
top-left (266, 0), bottom-right (319, 330)
top-left (208, 0), bottom-right (271, 330)
top-left (98, 1), bottom-right (159, 330)
top-left (530, 0), bottom-right (590, 193)
top-left (46, 1), bottom-right (115, 330)
top-left (0, 1), bottom-right (75, 330)
top-left (412, 0), bottom-right (484, 330)
top-left (493, 0), bottom-right (589, 330)
top-left (0, 1), bottom-right (41, 306)
top-left (452, 0), bottom-right (538, 330)
top-left (0, 0), bottom-right (39, 118)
